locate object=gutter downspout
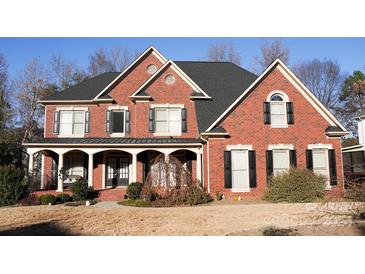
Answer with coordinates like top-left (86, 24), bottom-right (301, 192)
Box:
top-left (200, 135), bottom-right (210, 193)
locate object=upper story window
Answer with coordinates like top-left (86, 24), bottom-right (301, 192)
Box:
top-left (149, 105), bottom-right (187, 136)
top-left (264, 91), bottom-right (294, 127)
top-left (146, 64), bottom-right (157, 75)
top-left (59, 110), bottom-right (85, 135)
top-left (105, 107), bottom-right (130, 136)
top-left (155, 108), bottom-right (181, 134)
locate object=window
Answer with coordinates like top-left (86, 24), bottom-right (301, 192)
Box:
top-left (273, 149), bottom-right (289, 175)
top-left (146, 64), bottom-right (157, 74)
top-left (112, 111), bottom-right (125, 133)
top-left (270, 94), bottom-right (287, 127)
top-left (165, 74), bottom-right (175, 85)
top-left (231, 150), bottom-right (249, 190)
top-left (64, 155), bottom-right (84, 178)
top-left (312, 149), bottom-right (329, 178)
top-left (59, 110), bottom-right (85, 135)
top-left (155, 108), bottom-right (181, 135)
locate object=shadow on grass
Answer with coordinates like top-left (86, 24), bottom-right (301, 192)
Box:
top-left (355, 223), bottom-right (365, 236)
top-left (0, 222), bottom-right (75, 236)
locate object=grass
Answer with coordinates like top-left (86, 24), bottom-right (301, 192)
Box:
top-left (118, 199), bottom-right (151, 207)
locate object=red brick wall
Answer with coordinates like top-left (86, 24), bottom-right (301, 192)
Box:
top-left (206, 67), bottom-right (344, 198)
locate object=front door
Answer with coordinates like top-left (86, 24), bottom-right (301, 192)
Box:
top-left (106, 156), bottom-right (129, 187)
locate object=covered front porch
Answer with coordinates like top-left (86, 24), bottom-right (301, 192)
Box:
top-left (26, 138), bottom-right (204, 195)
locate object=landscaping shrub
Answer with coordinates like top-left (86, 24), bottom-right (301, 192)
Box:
top-left (344, 181), bottom-right (365, 202)
top-left (262, 226), bottom-right (298, 236)
top-left (126, 182), bottom-right (143, 200)
top-left (71, 178), bottom-right (93, 201)
top-left (263, 168), bottom-right (326, 203)
top-left (119, 199), bottom-right (151, 207)
top-left (17, 193), bottom-right (40, 206)
top-left (215, 191), bottom-right (223, 201)
top-left (186, 185), bottom-right (213, 206)
top-left (0, 165), bottom-right (27, 206)
top-left (56, 193), bottom-right (72, 204)
top-left (39, 194), bottom-right (57, 205)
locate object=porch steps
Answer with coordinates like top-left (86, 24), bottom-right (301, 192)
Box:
top-left (97, 188), bottom-right (127, 201)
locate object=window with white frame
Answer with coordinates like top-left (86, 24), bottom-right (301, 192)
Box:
top-left (112, 110), bottom-right (125, 133)
top-left (231, 150), bottom-right (249, 190)
top-left (64, 155), bottom-right (84, 177)
top-left (270, 93), bottom-right (287, 127)
top-left (312, 149), bottom-right (329, 178)
top-left (155, 108), bottom-right (181, 135)
top-left (273, 149), bottom-right (290, 175)
top-left (59, 110), bottom-right (85, 135)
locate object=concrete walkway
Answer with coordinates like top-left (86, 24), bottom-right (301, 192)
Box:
top-left (92, 201), bottom-right (125, 208)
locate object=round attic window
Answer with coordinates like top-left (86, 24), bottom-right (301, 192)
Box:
top-left (165, 74), bottom-right (175, 85)
top-left (146, 64), bottom-right (157, 74)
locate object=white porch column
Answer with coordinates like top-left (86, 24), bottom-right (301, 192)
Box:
top-left (196, 152), bottom-right (202, 183)
top-left (57, 153), bottom-right (64, 192)
top-left (40, 154), bottom-right (45, 189)
top-left (88, 153), bottom-right (94, 187)
top-left (132, 153), bottom-right (137, 182)
top-left (28, 153), bottom-right (34, 174)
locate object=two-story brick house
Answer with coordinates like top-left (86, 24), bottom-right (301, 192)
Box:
top-left (24, 46), bottom-right (348, 200)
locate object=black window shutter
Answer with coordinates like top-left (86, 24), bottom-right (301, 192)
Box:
top-left (287, 102), bottom-right (294, 124)
top-left (249, 150), bottom-right (257, 188)
top-left (224, 151), bottom-right (232, 188)
top-left (106, 110), bottom-right (112, 133)
top-left (148, 108), bottom-right (155, 132)
top-left (266, 150), bottom-right (273, 183)
top-left (85, 111), bottom-right (90, 133)
top-left (125, 110), bottom-right (130, 134)
top-left (289, 150), bottom-right (297, 168)
top-left (53, 111), bottom-right (60, 134)
top-left (306, 149), bottom-right (313, 170)
top-left (328, 149), bottom-right (337, 186)
top-left (181, 108), bottom-right (187, 132)
top-left (263, 102), bottom-right (271, 124)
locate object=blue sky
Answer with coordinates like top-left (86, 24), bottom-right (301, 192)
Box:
top-left (0, 37), bottom-right (364, 78)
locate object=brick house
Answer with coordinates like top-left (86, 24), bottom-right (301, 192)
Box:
top-left (24, 46), bottom-right (348, 200)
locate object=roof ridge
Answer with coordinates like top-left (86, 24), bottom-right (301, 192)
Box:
top-left (174, 60), bottom-right (231, 63)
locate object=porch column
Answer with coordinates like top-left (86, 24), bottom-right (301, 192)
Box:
top-left (132, 153), bottom-right (137, 182)
top-left (196, 152), bottom-right (202, 183)
top-left (88, 153), bottom-right (94, 187)
top-left (57, 153), bottom-right (64, 192)
top-left (40, 154), bottom-right (45, 189)
top-left (28, 153), bottom-right (34, 174)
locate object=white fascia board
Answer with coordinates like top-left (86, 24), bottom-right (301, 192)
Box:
top-left (93, 46), bottom-right (167, 101)
top-left (206, 59), bottom-right (347, 132)
top-left (23, 142), bottom-right (201, 147)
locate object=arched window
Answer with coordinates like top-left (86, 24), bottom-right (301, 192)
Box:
top-left (264, 91), bottom-right (293, 127)
top-left (269, 93), bottom-right (287, 127)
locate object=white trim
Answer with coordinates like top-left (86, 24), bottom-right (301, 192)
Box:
top-left (342, 144), bottom-right (364, 152)
top-left (266, 90), bottom-right (289, 102)
top-left (201, 132), bottom-right (229, 136)
top-left (130, 60), bottom-right (210, 99)
top-left (190, 96), bottom-right (211, 100)
top-left (93, 46), bottom-right (167, 100)
top-left (231, 149), bottom-right (250, 191)
top-left (226, 144), bottom-right (253, 151)
top-left (108, 105), bottom-right (128, 111)
top-left (153, 107), bottom-right (182, 136)
top-left (24, 143), bottom-right (201, 148)
top-left (39, 100), bottom-right (93, 104)
top-left (268, 144), bottom-right (294, 150)
top-left (151, 103), bottom-right (184, 108)
top-left (206, 59), bottom-right (347, 132)
top-left (56, 106), bottom-right (88, 111)
top-left (308, 143), bottom-right (333, 149)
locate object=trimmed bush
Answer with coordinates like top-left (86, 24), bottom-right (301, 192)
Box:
top-left (263, 168), bottom-right (326, 203)
top-left (344, 181), bottom-right (365, 202)
top-left (119, 199), bottom-right (151, 207)
top-left (39, 194), bottom-right (57, 205)
top-left (71, 178), bottom-right (93, 201)
top-left (56, 193), bottom-right (72, 204)
top-left (186, 185), bottom-right (213, 206)
top-left (126, 182), bottom-right (143, 200)
top-left (0, 165), bottom-right (27, 206)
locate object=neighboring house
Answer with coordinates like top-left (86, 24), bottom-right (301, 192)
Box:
top-left (24, 46), bottom-right (348, 200)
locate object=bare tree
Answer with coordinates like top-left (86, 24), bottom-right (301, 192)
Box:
top-left (207, 43), bottom-right (241, 65)
top-left (12, 59), bottom-right (54, 143)
top-left (293, 58), bottom-right (345, 112)
top-left (0, 53), bottom-right (12, 141)
top-left (87, 47), bottom-right (134, 77)
top-left (50, 55), bottom-right (87, 90)
top-left (253, 39), bottom-right (290, 73)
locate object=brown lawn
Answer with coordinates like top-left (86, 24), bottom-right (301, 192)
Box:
top-left (0, 201), bottom-right (363, 236)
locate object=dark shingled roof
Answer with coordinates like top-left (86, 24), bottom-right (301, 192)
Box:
top-left (43, 72), bottom-right (119, 101)
top-left (27, 137), bottom-right (202, 145)
top-left (208, 127), bottom-right (227, 133)
top-left (174, 61), bottom-right (258, 132)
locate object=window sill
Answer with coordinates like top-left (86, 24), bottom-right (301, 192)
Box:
top-left (58, 134), bottom-right (85, 138)
top-left (270, 125), bottom-right (288, 129)
top-left (231, 188), bottom-right (251, 193)
top-left (110, 133), bottom-right (126, 137)
top-left (153, 132), bottom-right (182, 137)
